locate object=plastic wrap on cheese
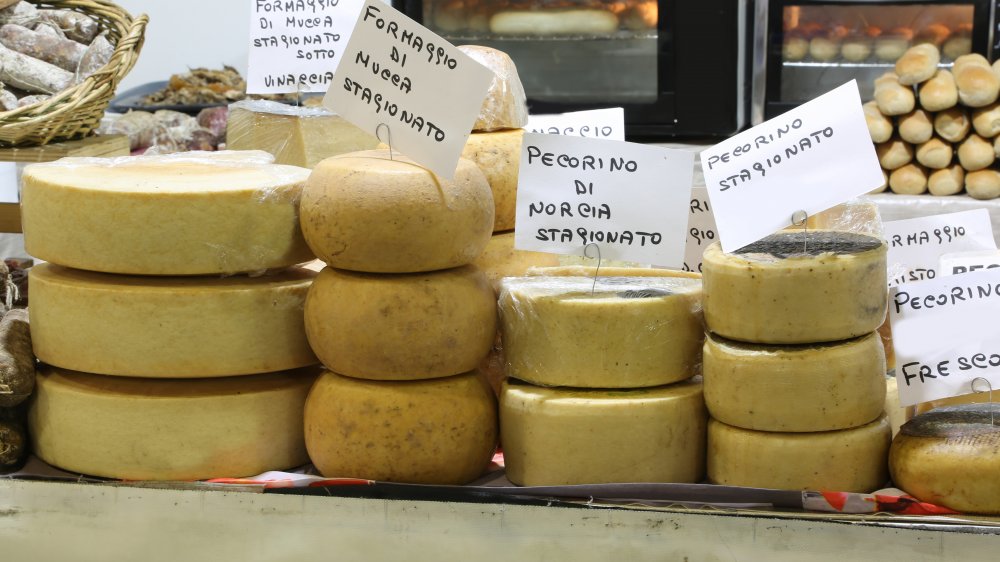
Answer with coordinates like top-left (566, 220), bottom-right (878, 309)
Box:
top-left (227, 100), bottom-right (379, 168)
top-left (458, 45), bottom-right (529, 132)
top-left (499, 275), bottom-right (703, 389)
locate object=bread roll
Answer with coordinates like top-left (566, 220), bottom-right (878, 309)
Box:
top-left (918, 70), bottom-right (957, 111)
top-left (953, 53), bottom-right (990, 75)
top-left (954, 54), bottom-right (1000, 107)
top-left (875, 27), bottom-right (912, 61)
top-left (972, 103), bottom-right (1000, 138)
top-left (914, 24), bottom-right (950, 47)
top-left (809, 36), bottom-right (839, 62)
top-left (876, 137), bottom-right (913, 170)
top-left (915, 137), bottom-right (953, 169)
top-left (934, 108), bottom-right (971, 143)
top-left (889, 163), bottom-right (928, 195)
top-left (863, 101), bottom-right (892, 143)
top-left (489, 9), bottom-right (619, 36)
top-left (841, 33), bottom-right (872, 62)
top-left (895, 44), bottom-right (940, 86)
top-left (874, 72), bottom-right (915, 116)
top-left (965, 169), bottom-right (1000, 200)
top-left (783, 34), bottom-right (808, 61)
top-left (994, 135), bottom-right (1000, 158)
top-left (943, 26), bottom-right (972, 60)
top-left (958, 134), bottom-right (995, 171)
top-left (927, 165), bottom-right (964, 196)
top-left (897, 109), bottom-right (933, 144)
top-left (870, 168), bottom-right (889, 194)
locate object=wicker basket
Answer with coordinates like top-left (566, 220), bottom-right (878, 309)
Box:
top-left (0, 0), bottom-right (147, 146)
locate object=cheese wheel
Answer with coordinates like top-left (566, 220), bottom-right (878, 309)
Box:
top-left (28, 365), bottom-right (318, 480)
top-left (457, 46), bottom-right (529, 132)
top-left (21, 151), bottom-right (314, 275)
top-left (300, 149), bottom-right (494, 273)
top-left (500, 378), bottom-right (706, 486)
top-left (708, 416), bottom-right (891, 492)
top-left (304, 370), bottom-right (497, 484)
top-left (884, 374), bottom-right (913, 438)
top-left (499, 276), bottom-right (703, 388)
top-left (702, 232), bottom-right (888, 344)
top-left (30, 263), bottom-right (318, 378)
top-left (461, 129), bottom-right (524, 232)
top-left (703, 332), bottom-right (886, 432)
top-left (890, 404), bottom-right (1000, 514)
top-left (526, 265), bottom-right (701, 279)
top-left (304, 265), bottom-right (496, 380)
top-left (472, 231), bottom-right (559, 293)
top-left (913, 391), bottom-right (994, 416)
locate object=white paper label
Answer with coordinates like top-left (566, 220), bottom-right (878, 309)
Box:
top-left (323, 0), bottom-right (492, 179)
top-left (885, 209), bottom-right (997, 286)
top-left (940, 250), bottom-right (1000, 277)
top-left (684, 187), bottom-right (717, 274)
top-left (700, 81), bottom-right (883, 253)
top-left (514, 133), bottom-right (693, 267)
top-left (247, 0), bottom-right (365, 94)
top-left (890, 268), bottom-right (1000, 406)
top-left (0, 163), bottom-right (17, 203)
top-left (525, 108), bottom-right (626, 141)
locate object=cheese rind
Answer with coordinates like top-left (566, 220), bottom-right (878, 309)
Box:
top-left (304, 265), bottom-right (497, 380)
top-left (28, 365), bottom-right (318, 480)
top-left (703, 333), bottom-right (886, 432)
top-left (500, 379), bottom-right (707, 486)
top-left (461, 129), bottom-right (523, 232)
top-left (30, 263), bottom-right (318, 378)
top-left (304, 370), bottom-right (498, 484)
top-left (21, 151), bottom-right (315, 275)
top-left (702, 232), bottom-right (888, 344)
top-left (707, 416), bottom-right (891, 492)
top-left (300, 149), bottom-right (494, 273)
top-left (472, 231), bottom-right (559, 293)
top-left (500, 276), bottom-right (703, 388)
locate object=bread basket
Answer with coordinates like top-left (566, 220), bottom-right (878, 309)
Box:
top-left (0, 0), bottom-right (147, 146)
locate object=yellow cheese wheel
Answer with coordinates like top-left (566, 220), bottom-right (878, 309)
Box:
top-left (500, 379), bottom-right (707, 486)
top-left (703, 332), bottom-right (886, 432)
top-left (21, 151), bottom-right (314, 275)
top-left (913, 391), bottom-right (995, 415)
top-left (28, 365), bottom-right (318, 480)
top-left (707, 416), bottom-right (891, 492)
top-left (304, 370), bottom-right (498, 484)
top-left (885, 374), bottom-right (913, 438)
top-left (461, 129), bottom-right (523, 232)
top-left (30, 263), bottom-right (317, 378)
top-left (526, 265), bottom-right (701, 279)
top-left (703, 231), bottom-right (888, 344)
top-left (472, 231), bottom-right (559, 293)
top-left (499, 276), bottom-right (703, 388)
top-left (890, 404), bottom-right (1000, 514)
top-left (304, 265), bottom-right (496, 380)
top-left (300, 149), bottom-right (494, 273)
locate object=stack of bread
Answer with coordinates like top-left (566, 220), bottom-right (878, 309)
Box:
top-left (867, 43), bottom-right (1000, 199)
top-left (783, 21), bottom-right (970, 64)
top-left (497, 267), bottom-right (707, 486)
top-left (701, 231), bottom-right (893, 492)
top-left (20, 151), bottom-right (321, 480)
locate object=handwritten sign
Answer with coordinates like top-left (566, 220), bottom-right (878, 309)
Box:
top-left (700, 81), bottom-right (883, 253)
top-left (889, 268), bottom-right (1000, 406)
top-left (514, 133), bottom-right (693, 267)
top-left (683, 187), bottom-right (717, 273)
top-left (940, 250), bottom-right (1000, 276)
top-left (526, 108), bottom-right (625, 141)
top-left (247, 0), bottom-right (365, 94)
top-left (884, 209), bottom-right (997, 286)
top-left (323, 0), bottom-right (492, 178)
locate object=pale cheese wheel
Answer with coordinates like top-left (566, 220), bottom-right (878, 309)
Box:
top-left (472, 231), bottom-right (559, 293)
top-left (884, 374), bottom-right (913, 438)
top-left (304, 265), bottom-right (496, 380)
top-left (457, 46), bottom-right (529, 132)
top-left (525, 265), bottom-right (700, 279)
top-left (501, 378), bottom-right (706, 486)
top-left (300, 149), bottom-right (494, 273)
top-left (21, 151), bottom-right (314, 275)
top-left (28, 366), bottom-right (318, 480)
top-left (304, 370), bottom-right (497, 484)
top-left (30, 263), bottom-right (318, 378)
top-left (890, 404), bottom-right (1000, 514)
top-left (499, 276), bottom-right (703, 388)
top-left (461, 129), bottom-right (524, 232)
top-left (708, 416), bottom-right (891, 492)
top-left (702, 232), bottom-right (888, 344)
top-left (703, 332), bottom-right (886, 432)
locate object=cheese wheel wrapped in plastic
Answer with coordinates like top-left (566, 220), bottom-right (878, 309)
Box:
top-left (458, 45), bottom-right (528, 132)
top-left (499, 275), bottom-right (703, 388)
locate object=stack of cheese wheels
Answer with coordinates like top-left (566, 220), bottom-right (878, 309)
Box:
top-left (299, 149), bottom-right (500, 485)
top-left (702, 231), bottom-right (894, 493)
top-left (866, 43), bottom-right (1000, 199)
top-left (498, 269), bottom-right (709, 486)
top-left (21, 151), bottom-right (321, 481)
